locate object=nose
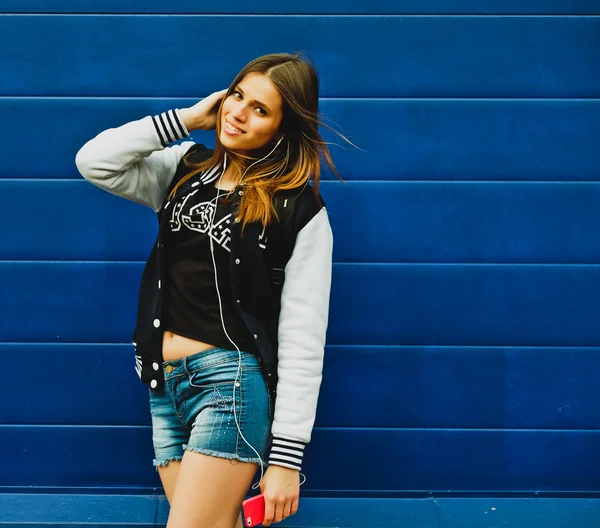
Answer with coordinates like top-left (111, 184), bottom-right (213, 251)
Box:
top-left (229, 101), bottom-right (246, 122)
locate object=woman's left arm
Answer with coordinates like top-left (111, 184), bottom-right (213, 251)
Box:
top-left (260, 206), bottom-right (333, 525)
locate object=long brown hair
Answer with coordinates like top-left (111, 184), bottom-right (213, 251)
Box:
top-left (169, 53), bottom-right (345, 228)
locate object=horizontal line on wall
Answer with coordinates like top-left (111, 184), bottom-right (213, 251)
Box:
top-left (298, 490), bottom-right (600, 498)
top-left (7, 179), bottom-right (600, 185)
top-left (0, 342), bottom-right (135, 346)
top-left (0, 424), bottom-right (152, 429)
top-left (3, 343), bottom-right (600, 350)
top-left (0, 424), bottom-right (598, 432)
top-left (328, 344), bottom-right (600, 351)
top-left (2, 487), bottom-right (600, 498)
top-left (1, 96), bottom-right (599, 102)
top-left (378, 262), bottom-right (600, 268)
top-left (316, 427), bottom-right (600, 432)
top-left (4, 343), bottom-right (600, 351)
top-left (0, 485), bottom-right (163, 494)
top-left (3, 260), bottom-right (600, 266)
top-left (1, 13), bottom-right (598, 18)
top-left (0, 260), bottom-right (147, 264)
top-left (4, 260), bottom-right (600, 268)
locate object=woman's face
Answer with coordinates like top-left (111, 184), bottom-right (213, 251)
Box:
top-left (219, 72), bottom-right (283, 153)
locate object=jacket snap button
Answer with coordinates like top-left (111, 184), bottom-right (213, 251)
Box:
top-left (234, 218), bottom-right (240, 223)
top-left (238, 190), bottom-right (244, 196)
top-left (254, 334), bottom-right (258, 339)
top-left (152, 362), bottom-right (159, 371)
top-left (153, 319), bottom-right (160, 328)
top-left (150, 379), bottom-right (158, 388)
top-left (235, 259), bottom-right (241, 264)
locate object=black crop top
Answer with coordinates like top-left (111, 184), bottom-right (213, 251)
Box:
top-left (162, 182), bottom-right (255, 352)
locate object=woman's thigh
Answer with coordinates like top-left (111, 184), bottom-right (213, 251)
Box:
top-left (157, 460), bottom-right (181, 504)
top-left (159, 459), bottom-right (244, 527)
top-left (167, 450), bottom-right (257, 528)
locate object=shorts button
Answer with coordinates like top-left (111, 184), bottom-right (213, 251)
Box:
top-left (165, 365), bottom-right (174, 373)
top-left (235, 382), bottom-right (241, 387)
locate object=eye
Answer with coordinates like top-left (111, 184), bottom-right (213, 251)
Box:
top-left (255, 107), bottom-right (267, 116)
top-left (233, 90), bottom-right (242, 99)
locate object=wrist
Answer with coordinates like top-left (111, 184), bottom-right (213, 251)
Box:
top-left (178, 107), bottom-right (202, 131)
top-left (268, 464), bottom-right (299, 474)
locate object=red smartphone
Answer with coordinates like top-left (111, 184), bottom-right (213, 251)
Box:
top-left (242, 494), bottom-right (265, 527)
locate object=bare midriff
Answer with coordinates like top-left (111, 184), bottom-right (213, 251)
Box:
top-left (162, 331), bottom-right (216, 362)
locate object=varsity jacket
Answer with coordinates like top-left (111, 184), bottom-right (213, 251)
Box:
top-left (75, 109), bottom-right (333, 471)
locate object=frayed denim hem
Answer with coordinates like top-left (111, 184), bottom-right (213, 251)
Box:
top-left (183, 444), bottom-right (261, 465)
top-left (153, 455), bottom-right (183, 469)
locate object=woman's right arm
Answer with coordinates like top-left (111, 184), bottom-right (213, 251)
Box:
top-left (75, 90), bottom-right (227, 211)
top-left (75, 109), bottom-right (194, 212)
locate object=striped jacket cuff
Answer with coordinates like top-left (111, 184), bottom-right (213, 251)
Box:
top-left (268, 437), bottom-right (306, 471)
top-left (151, 109), bottom-right (189, 148)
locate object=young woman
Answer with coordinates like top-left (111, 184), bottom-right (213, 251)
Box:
top-left (76, 53), bottom-right (339, 528)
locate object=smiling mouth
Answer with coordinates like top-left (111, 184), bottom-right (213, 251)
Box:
top-left (224, 121), bottom-right (245, 134)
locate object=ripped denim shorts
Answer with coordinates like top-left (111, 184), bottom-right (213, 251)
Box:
top-left (148, 347), bottom-right (271, 468)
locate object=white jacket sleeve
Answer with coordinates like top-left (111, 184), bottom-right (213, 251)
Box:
top-left (75, 109), bottom-right (194, 211)
top-left (268, 207), bottom-right (333, 471)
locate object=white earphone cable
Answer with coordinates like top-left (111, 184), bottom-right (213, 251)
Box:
top-left (208, 137), bottom-right (284, 488)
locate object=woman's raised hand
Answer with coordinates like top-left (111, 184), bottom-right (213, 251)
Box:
top-left (178, 89), bottom-right (228, 132)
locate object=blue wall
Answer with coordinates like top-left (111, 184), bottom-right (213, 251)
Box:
top-left (1, 0), bottom-right (600, 514)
